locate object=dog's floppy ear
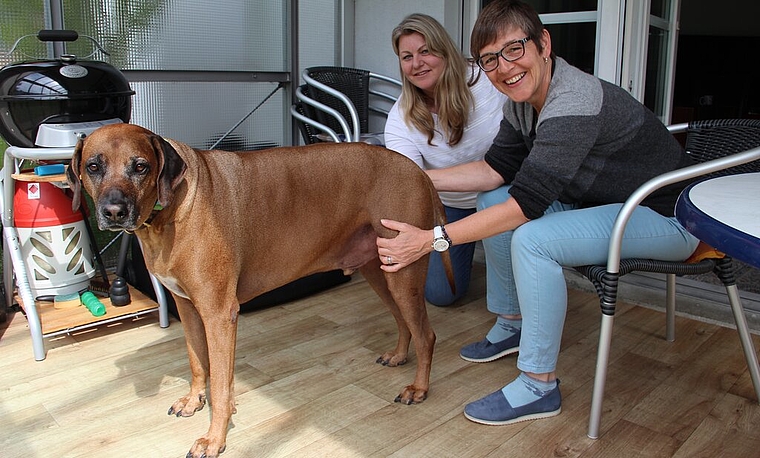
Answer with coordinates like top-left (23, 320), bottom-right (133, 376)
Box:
top-left (152, 136), bottom-right (187, 208)
top-left (67, 139), bottom-right (84, 211)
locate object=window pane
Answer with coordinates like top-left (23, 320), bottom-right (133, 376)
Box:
top-left (131, 81), bottom-right (286, 150)
top-left (650, 0), bottom-right (669, 19)
top-left (483, 0), bottom-right (598, 14)
top-left (61, 0), bottom-right (287, 72)
top-left (545, 22), bottom-right (596, 75)
top-left (0, 2), bottom-right (48, 67)
top-left (644, 25), bottom-right (667, 116)
top-left (51, 1), bottom-right (290, 148)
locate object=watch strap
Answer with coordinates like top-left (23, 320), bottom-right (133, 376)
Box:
top-left (439, 225), bottom-right (452, 246)
top-left (433, 225), bottom-right (444, 240)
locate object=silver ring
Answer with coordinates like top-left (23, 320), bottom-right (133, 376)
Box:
top-left (386, 256), bottom-right (392, 265)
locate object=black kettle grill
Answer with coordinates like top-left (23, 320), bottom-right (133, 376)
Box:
top-left (0, 30), bottom-right (136, 306)
top-left (0, 30), bottom-right (134, 148)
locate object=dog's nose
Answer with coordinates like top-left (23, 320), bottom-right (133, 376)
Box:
top-left (100, 189), bottom-right (130, 223)
top-left (101, 202), bottom-right (129, 222)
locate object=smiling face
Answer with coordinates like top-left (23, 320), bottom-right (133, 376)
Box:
top-left (397, 32), bottom-right (445, 99)
top-left (480, 27), bottom-right (552, 112)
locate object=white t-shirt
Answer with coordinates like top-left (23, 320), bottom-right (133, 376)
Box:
top-left (384, 73), bottom-right (507, 208)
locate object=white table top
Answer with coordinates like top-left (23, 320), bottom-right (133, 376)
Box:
top-left (676, 172), bottom-right (760, 268)
top-left (687, 173), bottom-right (760, 238)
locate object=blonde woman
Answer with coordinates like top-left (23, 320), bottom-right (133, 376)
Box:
top-left (384, 13), bottom-right (506, 306)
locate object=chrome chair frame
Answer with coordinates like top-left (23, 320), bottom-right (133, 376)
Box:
top-left (291, 67), bottom-right (401, 143)
top-left (582, 119), bottom-right (760, 439)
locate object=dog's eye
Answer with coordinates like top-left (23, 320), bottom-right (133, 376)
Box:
top-left (86, 163), bottom-right (100, 174)
top-left (134, 162), bottom-right (149, 174)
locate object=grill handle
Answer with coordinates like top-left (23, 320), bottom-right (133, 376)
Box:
top-left (37, 30), bottom-right (79, 42)
top-left (5, 30), bottom-right (109, 58)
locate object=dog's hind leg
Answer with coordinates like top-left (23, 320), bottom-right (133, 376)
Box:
top-left (360, 261), bottom-right (412, 367)
top-left (384, 262), bottom-right (435, 405)
top-left (360, 260), bottom-right (434, 405)
top-left (168, 296), bottom-right (209, 417)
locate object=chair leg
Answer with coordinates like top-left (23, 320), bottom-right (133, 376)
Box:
top-left (725, 284), bottom-right (760, 402)
top-left (588, 312), bottom-right (615, 439)
top-left (665, 273), bottom-right (676, 342)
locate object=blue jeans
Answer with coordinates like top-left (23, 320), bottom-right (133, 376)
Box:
top-left (425, 205), bottom-right (477, 306)
top-left (477, 185), bottom-right (700, 374)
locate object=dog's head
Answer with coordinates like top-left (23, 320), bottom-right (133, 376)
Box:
top-left (67, 123), bottom-right (187, 231)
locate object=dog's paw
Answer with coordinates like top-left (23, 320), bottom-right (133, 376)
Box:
top-left (186, 437), bottom-right (226, 458)
top-left (376, 352), bottom-right (407, 367)
top-left (168, 393), bottom-right (207, 417)
top-left (394, 385), bottom-right (428, 405)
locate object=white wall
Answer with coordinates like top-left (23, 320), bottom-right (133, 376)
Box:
top-left (353, 0), bottom-right (462, 82)
top-left (352, 0), bottom-right (463, 131)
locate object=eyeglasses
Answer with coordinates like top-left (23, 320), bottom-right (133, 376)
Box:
top-left (476, 37), bottom-right (531, 72)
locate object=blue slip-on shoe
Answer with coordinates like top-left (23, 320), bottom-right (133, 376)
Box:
top-left (463, 380), bottom-right (561, 426)
top-left (459, 330), bottom-right (520, 363)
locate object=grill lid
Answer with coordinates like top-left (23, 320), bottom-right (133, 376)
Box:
top-left (0, 55), bottom-right (134, 147)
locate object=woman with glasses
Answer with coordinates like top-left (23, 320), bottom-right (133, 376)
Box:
top-left (384, 13), bottom-right (506, 306)
top-left (377, 0), bottom-right (699, 425)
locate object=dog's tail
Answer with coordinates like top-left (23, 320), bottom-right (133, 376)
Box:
top-left (431, 187), bottom-right (456, 296)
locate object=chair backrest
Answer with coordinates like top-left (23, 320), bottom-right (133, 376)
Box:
top-left (292, 97), bottom-right (321, 145)
top-left (293, 66), bottom-right (401, 144)
top-left (305, 66), bottom-right (371, 137)
top-left (684, 119), bottom-right (760, 176)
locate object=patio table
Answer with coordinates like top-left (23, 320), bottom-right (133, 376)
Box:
top-left (675, 172), bottom-right (760, 268)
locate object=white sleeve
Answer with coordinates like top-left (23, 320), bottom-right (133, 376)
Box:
top-left (383, 101), bottom-right (426, 169)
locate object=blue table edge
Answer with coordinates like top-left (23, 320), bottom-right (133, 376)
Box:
top-left (675, 181), bottom-right (760, 268)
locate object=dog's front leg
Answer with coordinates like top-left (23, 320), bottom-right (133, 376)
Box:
top-left (186, 300), bottom-right (239, 458)
top-left (168, 296), bottom-right (209, 417)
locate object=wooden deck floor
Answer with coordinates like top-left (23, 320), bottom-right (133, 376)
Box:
top-left (1, 262), bottom-right (759, 457)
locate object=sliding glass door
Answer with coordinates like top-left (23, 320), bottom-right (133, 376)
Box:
top-left (621, 0), bottom-right (681, 122)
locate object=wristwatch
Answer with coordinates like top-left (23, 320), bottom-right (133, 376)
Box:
top-left (432, 225), bottom-right (452, 252)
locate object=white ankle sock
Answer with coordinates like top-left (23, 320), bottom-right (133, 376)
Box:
top-left (485, 316), bottom-right (521, 343)
top-left (501, 373), bottom-right (556, 408)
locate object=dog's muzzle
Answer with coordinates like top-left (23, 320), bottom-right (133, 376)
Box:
top-left (97, 188), bottom-right (137, 230)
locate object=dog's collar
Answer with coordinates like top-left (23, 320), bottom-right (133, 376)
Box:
top-left (138, 202), bottom-right (164, 230)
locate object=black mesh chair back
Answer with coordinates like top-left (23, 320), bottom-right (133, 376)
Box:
top-left (684, 118), bottom-right (760, 176)
top-left (305, 66), bottom-right (370, 136)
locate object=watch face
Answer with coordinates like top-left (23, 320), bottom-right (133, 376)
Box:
top-left (433, 238), bottom-right (450, 252)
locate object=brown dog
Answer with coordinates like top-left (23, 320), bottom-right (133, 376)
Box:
top-left (67, 123), bottom-right (453, 458)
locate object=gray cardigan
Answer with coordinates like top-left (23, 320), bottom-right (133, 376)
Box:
top-left (484, 57), bottom-right (694, 219)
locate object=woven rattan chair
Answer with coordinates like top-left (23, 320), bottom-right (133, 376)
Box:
top-left (576, 118), bottom-right (760, 439)
top-left (292, 87), bottom-right (323, 145)
top-left (291, 66), bottom-right (400, 143)
top-left (305, 66), bottom-right (370, 140)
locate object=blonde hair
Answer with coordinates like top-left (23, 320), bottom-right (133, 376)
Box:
top-left (392, 13), bottom-right (477, 146)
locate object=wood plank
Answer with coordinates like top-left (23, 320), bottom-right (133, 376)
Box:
top-left (2, 261), bottom-right (760, 457)
top-left (583, 419), bottom-right (681, 457)
top-left (11, 170), bottom-right (68, 182)
top-left (17, 286), bottom-right (160, 335)
top-left (674, 392), bottom-right (760, 457)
